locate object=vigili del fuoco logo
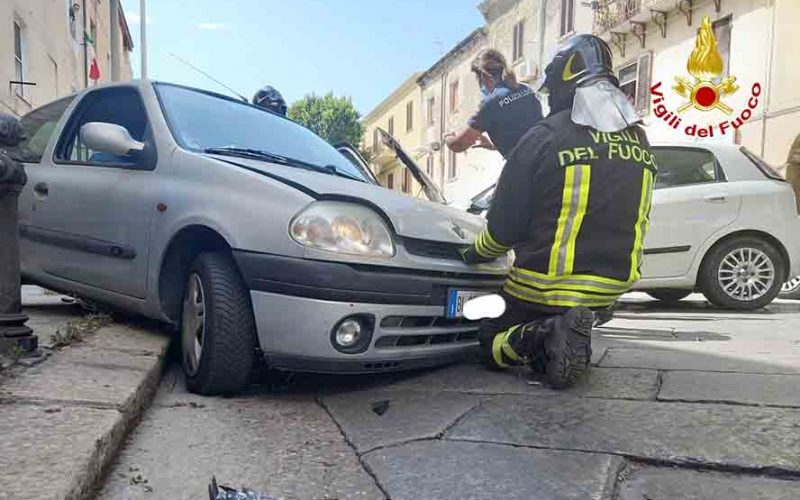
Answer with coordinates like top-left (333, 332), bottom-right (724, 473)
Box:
top-left (649, 15), bottom-right (762, 138)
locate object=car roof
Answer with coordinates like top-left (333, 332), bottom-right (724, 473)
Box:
top-left (650, 140), bottom-right (744, 154)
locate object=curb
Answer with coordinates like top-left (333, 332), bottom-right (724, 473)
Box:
top-left (0, 319), bottom-right (171, 500)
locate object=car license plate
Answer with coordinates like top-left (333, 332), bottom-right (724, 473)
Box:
top-left (446, 289), bottom-right (490, 318)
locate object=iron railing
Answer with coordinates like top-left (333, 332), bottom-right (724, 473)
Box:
top-left (593, 0), bottom-right (675, 35)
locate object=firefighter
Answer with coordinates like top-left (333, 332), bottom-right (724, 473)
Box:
top-left (252, 86), bottom-right (288, 116)
top-left (444, 49), bottom-right (543, 158)
top-left (460, 34), bottom-right (656, 388)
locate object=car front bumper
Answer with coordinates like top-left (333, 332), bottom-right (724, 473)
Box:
top-left (234, 251), bottom-right (506, 373)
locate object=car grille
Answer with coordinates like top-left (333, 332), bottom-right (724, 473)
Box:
top-left (403, 238), bottom-right (469, 261)
top-left (375, 314), bottom-right (480, 349)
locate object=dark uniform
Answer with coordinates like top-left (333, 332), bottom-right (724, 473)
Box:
top-left (460, 35), bottom-right (655, 386)
top-left (468, 82), bottom-right (543, 158)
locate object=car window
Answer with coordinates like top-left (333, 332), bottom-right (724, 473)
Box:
top-left (55, 87), bottom-right (148, 166)
top-left (8, 96), bottom-right (74, 163)
top-left (155, 83), bottom-right (369, 182)
top-left (652, 147), bottom-right (720, 189)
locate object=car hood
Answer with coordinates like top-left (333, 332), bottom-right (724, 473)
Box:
top-left (208, 155), bottom-right (486, 244)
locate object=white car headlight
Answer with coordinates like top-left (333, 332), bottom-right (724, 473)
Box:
top-left (290, 201), bottom-right (396, 258)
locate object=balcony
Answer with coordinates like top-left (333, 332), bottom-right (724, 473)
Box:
top-left (593, 0), bottom-right (722, 55)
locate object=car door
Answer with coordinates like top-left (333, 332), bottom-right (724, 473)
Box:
top-left (642, 146), bottom-right (741, 278)
top-left (21, 86), bottom-right (156, 298)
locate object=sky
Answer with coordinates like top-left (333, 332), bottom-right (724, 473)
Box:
top-left (119, 0), bottom-right (484, 115)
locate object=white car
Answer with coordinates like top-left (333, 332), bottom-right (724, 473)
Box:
top-left (466, 142), bottom-right (800, 310)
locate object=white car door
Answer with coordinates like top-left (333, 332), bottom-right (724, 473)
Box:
top-left (20, 86), bottom-right (155, 298)
top-left (642, 146), bottom-right (741, 279)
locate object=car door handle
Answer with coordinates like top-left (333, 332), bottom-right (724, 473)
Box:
top-left (704, 194), bottom-right (726, 203)
top-left (33, 182), bottom-right (49, 196)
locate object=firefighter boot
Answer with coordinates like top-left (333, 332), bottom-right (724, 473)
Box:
top-left (542, 307), bottom-right (594, 389)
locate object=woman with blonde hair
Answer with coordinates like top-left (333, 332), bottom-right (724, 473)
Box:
top-left (445, 48), bottom-right (543, 158)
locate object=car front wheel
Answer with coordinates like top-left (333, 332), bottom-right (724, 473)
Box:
top-left (780, 276), bottom-right (800, 300)
top-left (181, 252), bottom-right (256, 395)
top-left (699, 236), bottom-right (784, 310)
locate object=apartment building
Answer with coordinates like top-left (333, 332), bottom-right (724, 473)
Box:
top-left (361, 73), bottom-right (425, 197)
top-left (593, 0), bottom-right (799, 166)
top-left (0, 0), bottom-right (133, 116)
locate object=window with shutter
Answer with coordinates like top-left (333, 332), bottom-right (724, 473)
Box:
top-left (387, 173), bottom-right (394, 189)
top-left (561, 0), bottom-right (575, 36)
top-left (513, 20), bottom-right (525, 61)
top-left (388, 116), bottom-right (394, 136)
top-left (406, 101), bottom-right (413, 131)
top-left (713, 16), bottom-right (732, 78)
top-left (635, 52), bottom-right (652, 115)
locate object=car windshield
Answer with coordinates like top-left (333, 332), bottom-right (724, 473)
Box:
top-left (154, 83), bottom-right (369, 182)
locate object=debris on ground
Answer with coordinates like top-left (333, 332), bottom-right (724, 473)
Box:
top-left (370, 399), bottom-right (390, 416)
top-left (209, 477), bottom-right (278, 500)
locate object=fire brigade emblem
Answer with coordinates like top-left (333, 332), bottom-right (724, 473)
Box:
top-left (672, 15), bottom-right (738, 114)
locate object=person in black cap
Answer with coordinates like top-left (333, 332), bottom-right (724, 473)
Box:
top-left (445, 49), bottom-right (543, 158)
top-left (459, 34), bottom-right (655, 388)
top-left (252, 86), bottom-right (287, 116)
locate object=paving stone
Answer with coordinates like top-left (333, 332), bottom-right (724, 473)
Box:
top-left (658, 371), bottom-right (800, 407)
top-left (447, 395), bottom-right (800, 472)
top-left (0, 404), bottom-right (124, 500)
top-left (363, 440), bottom-right (621, 500)
top-left (99, 390), bottom-right (382, 500)
top-left (83, 321), bottom-right (170, 356)
top-left (571, 368), bottom-right (658, 400)
top-left (600, 347), bottom-right (800, 374)
top-left (618, 466), bottom-right (800, 500)
top-left (321, 388), bottom-right (482, 453)
top-left (380, 362), bottom-right (544, 395)
top-left (55, 343), bottom-right (159, 372)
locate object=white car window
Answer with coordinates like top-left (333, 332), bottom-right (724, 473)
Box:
top-left (652, 147), bottom-right (719, 189)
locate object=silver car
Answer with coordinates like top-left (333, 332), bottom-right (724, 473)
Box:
top-left (15, 81), bottom-right (508, 395)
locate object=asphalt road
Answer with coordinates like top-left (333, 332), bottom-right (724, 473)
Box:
top-left (97, 294), bottom-right (800, 500)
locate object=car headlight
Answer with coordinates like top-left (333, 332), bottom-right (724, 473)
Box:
top-left (290, 201), bottom-right (395, 258)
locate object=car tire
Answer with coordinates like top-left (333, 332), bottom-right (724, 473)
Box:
top-left (181, 252), bottom-right (256, 396)
top-left (699, 236), bottom-right (784, 310)
top-left (780, 276), bottom-right (800, 300)
top-left (646, 289), bottom-right (692, 303)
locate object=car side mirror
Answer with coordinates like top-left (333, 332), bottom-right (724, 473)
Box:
top-left (467, 198), bottom-right (490, 215)
top-left (80, 122), bottom-right (145, 156)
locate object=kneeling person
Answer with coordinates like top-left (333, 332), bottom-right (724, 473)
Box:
top-left (460, 35), bottom-right (656, 388)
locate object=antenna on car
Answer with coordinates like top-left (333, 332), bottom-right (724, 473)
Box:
top-left (168, 52), bottom-right (250, 103)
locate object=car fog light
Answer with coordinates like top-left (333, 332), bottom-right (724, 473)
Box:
top-left (330, 315), bottom-right (374, 354)
top-left (335, 319), bottom-right (362, 347)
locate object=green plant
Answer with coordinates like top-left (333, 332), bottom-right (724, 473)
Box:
top-left (50, 313), bottom-right (112, 349)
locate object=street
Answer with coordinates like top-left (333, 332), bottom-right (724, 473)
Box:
top-left (96, 294), bottom-right (800, 500)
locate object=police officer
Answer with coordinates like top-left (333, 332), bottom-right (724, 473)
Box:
top-left (445, 49), bottom-right (543, 158)
top-left (460, 34), bottom-right (656, 388)
top-left (252, 86), bottom-right (288, 116)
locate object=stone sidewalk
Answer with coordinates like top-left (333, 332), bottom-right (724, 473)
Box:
top-left (99, 293), bottom-right (800, 500)
top-left (0, 287), bottom-right (170, 500)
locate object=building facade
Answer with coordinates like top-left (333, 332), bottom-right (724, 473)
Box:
top-left (593, 0), bottom-right (799, 167)
top-left (0, 0), bottom-right (133, 117)
top-left (361, 73), bottom-right (424, 197)
top-left (417, 28), bottom-right (505, 207)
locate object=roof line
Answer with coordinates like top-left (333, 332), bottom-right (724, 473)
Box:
top-left (417, 27), bottom-right (487, 85)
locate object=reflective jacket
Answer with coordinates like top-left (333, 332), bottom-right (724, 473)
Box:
top-left (462, 110), bottom-right (656, 309)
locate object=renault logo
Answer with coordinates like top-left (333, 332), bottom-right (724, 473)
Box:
top-left (450, 221), bottom-right (466, 239)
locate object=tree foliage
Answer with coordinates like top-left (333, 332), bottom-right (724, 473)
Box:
top-left (288, 93), bottom-right (364, 146)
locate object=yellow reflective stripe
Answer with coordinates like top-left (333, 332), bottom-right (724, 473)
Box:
top-left (509, 268), bottom-right (632, 295)
top-left (503, 280), bottom-right (617, 308)
top-left (475, 228), bottom-right (508, 258)
top-left (500, 325), bottom-right (521, 361)
top-left (492, 333), bottom-right (511, 368)
top-left (629, 169), bottom-right (654, 282)
top-left (483, 230), bottom-right (509, 253)
top-left (549, 165), bottom-right (576, 275)
top-left (511, 266), bottom-right (633, 287)
top-left (564, 166), bottom-right (591, 274)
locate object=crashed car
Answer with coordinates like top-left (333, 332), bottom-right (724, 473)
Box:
top-left (14, 81), bottom-right (508, 395)
top-left (466, 143), bottom-right (800, 310)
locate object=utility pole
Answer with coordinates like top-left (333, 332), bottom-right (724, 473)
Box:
top-left (110, 0), bottom-right (121, 81)
top-left (140, 0), bottom-right (148, 79)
